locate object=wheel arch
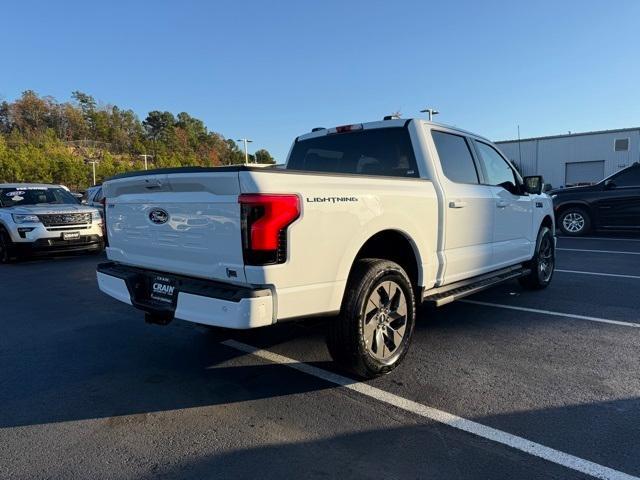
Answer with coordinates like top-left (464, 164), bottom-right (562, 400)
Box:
top-left (346, 229), bottom-right (423, 298)
top-left (541, 214), bottom-right (554, 231)
top-left (555, 200), bottom-right (593, 218)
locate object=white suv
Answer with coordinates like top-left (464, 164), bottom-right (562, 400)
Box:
top-left (0, 183), bottom-right (105, 262)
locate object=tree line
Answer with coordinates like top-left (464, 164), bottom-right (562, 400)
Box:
top-left (0, 90), bottom-right (274, 190)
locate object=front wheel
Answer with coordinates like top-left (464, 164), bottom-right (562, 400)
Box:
top-left (519, 226), bottom-right (555, 290)
top-left (327, 259), bottom-right (416, 379)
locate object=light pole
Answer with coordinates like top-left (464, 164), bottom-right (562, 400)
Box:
top-left (420, 108), bottom-right (439, 121)
top-left (84, 159), bottom-right (99, 186)
top-left (236, 138), bottom-right (253, 164)
top-left (139, 154), bottom-right (154, 170)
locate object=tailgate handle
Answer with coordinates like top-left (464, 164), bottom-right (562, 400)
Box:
top-left (144, 180), bottom-right (164, 190)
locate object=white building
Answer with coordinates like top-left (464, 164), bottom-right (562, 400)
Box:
top-left (496, 127), bottom-right (639, 189)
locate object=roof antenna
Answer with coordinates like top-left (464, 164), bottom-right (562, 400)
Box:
top-left (383, 110), bottom-right (402, 121)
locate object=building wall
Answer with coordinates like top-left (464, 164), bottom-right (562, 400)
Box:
top-left (496, 129), bottom-right (640, 189)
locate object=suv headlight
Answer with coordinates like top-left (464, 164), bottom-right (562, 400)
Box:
top-left (91, 210), bottom-right (103, 222)
top-left (12, 214), bottom-right (40, 224)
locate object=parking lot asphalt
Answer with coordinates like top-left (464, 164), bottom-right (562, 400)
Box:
top-left (1, 236), bottom-right (639, 480)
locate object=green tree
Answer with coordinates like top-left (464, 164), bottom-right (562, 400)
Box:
top-left (0, 90), bottom-right (275, 190)
top-left (254, 148), bottom-right (275, 164)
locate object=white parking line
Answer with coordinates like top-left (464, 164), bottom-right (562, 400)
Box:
top-left (222, 339), bottom-right (639, 480)
top-left (557, 248), bottom-right (640, 256)
top-left (556, 269), bottom-right (640, 280)
top-left (460, 300), bottom-right (640, 328)
top-left (558, 237), bottom-right (640, 243)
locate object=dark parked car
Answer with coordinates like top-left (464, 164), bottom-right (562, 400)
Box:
top-left (551, 162), bottom-right (640, 236)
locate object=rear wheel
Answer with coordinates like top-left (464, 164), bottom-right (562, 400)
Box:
top-left (519, 226), bottom-right (555, 290)
top-left (558, 207), bottom-right (590, 236)
top-left (327, 258), bottom-right (416, 379)
top-left (0, 227), bottom-right (17, 264)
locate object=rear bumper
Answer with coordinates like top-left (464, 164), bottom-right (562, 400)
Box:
top-left (96, 262), bottom-right (274, 329)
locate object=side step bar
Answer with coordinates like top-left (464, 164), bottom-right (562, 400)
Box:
top-left (422, 265), bottom-right (530, 307)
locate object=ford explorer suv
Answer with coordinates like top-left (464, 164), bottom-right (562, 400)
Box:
top-left (0, 183), bottom-right (105, 262)
top-left (97, 118), bottom-right (555, 378)
top-left (551, 162), bottom-right (640, 236)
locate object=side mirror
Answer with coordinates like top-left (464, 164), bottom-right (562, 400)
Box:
top-left (604, 179), bottom-right (616, 189)
top-left (523, 175), bottom-right (544, 195)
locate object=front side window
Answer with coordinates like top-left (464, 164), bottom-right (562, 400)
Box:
top-left (611, 167), bottom-right (640, 187)
top-left (475, 141), bottom-right (518, 192)
top-left (287, 127), bottom-right (418, 177)
top-left (431, 131), bottom-right (479, 184)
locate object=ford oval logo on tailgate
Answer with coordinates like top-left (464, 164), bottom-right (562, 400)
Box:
top-left (149, 208), bottom-right (169, 225)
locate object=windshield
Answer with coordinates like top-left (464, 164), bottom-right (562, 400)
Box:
top-left (0, 187), bottom-right (80, 208)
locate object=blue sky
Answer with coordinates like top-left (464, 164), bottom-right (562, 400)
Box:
top-left (2, 0), bottom-right (639, 162)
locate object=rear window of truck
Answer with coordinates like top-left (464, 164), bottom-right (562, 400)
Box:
top-left (287, 127), bottom-right (419, 177)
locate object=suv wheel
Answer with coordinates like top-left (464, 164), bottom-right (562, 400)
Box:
top-left (0, 227), bottom-right (16, 264)
top-left (519, 226), bottom-right (555, 290)
top-left (558, 207), bottom-right (590, 236)
top-left (327, 258), bottom-right (416, 379)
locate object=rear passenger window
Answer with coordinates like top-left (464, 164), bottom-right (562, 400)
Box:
top-left (431, 131), bottom-right (479, 184)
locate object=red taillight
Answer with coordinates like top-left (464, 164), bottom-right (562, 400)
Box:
top-left (239, 194), bottom-right (300, 265)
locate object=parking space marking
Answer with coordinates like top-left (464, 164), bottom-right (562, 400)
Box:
top-left (558, 237), bottom-right (640, 243)
top-left (557, 248), bottom-right (640, 256)
top-left (460, 300), bottom-right (640, 328)
top-left (556, 269), bottom-right (640, 280)
top-left (222, 339), bottom-right (639, 480)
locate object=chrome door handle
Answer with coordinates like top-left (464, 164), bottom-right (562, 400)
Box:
top-left (449, 200), bottom-right (467, 208)
top-left (496, 200), bottom-right (508, 208)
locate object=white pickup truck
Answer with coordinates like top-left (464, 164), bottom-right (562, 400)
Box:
top-left (97, 118), bottom-right (555, 377)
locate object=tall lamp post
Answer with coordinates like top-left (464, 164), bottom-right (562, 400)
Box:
top-left (236, 138), bottom-right (253, 164)
top-left (139, 154), bottom-right (154, 170)
top-left (420, 108), bottom-right (439, 121)
top-left (84, 159), bottom-right (100, 186)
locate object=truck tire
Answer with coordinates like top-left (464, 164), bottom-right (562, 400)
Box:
top-left (558, 207), bottom-right (590, 236)
top-left (519, 226), bottom-right (555, 290)
top-left (0, 227), bottom-right (17, 264)
top-left (327, 258), bottom-right (416, 379)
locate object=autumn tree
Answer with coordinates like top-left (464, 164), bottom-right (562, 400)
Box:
top-left (0, 90), bottom-right (275, 189)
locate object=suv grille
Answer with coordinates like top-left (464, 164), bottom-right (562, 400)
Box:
top-left (38, 212), bottom-right (92, 227)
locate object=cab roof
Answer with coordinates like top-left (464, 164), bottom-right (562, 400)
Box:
top-left (296, 118), bottom-right (492, 144)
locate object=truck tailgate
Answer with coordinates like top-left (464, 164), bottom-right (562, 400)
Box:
top-left (102, 171), bottom-right (247, 283)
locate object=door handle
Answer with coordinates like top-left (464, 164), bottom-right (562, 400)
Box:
top-left (449, 200), bottom-right (467, 208)
top-left (496, 200), bottom-right (508, 209)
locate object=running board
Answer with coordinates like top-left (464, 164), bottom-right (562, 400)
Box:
top-left (422, 266), bottom-right (530, 307)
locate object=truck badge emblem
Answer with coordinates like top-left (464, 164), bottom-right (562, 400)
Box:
top-left (149, 208), bottom-right (169, 224)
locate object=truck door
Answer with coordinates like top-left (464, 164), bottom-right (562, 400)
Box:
top-left (430, 130), bottom-right (496, 284)
top-left (597, 166), bottom-right (640, 229)
top-left (473, 140), bottom-right (533, 267)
